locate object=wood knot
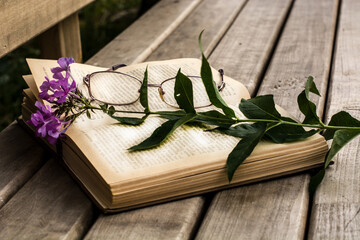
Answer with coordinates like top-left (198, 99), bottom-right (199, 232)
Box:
top-left (273, 77), bottom-right (305, 90)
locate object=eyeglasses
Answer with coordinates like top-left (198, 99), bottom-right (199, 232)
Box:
top-left (83, 64), bottom-right (226, 109)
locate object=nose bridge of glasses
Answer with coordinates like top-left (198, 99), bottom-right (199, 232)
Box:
top-left (147, 83), bottom-right (162, 88)
top-left (144, 83), bottom-right (165, 97)
top-left (148, 83), bottom-right (165, 98)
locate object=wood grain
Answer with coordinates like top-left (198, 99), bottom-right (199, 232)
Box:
top-left (198, 176), bottom-right (310, 240)
top-left (146, 0), bottom-right (247, 60)
top-left (84, 0), bottom-right (247, 239)
top-left (196, 0), bottom-right (339, 239)
top-left (39, 13), bottom-right (83, 63)
top-left (208, 0), bottom-right (292, 94)
top-left (257, 0), bottom-right (339, 120)
top-left (86, 0), bottom-right (202, 67)
top-left (0, 158), bottom-right (93, 240)
top-left (308, 0), bottom-right (360, 238)
top-left (0, 123), bottom-right (45, 209)
top-left (85, 197), bottom-right (205, 240)
top-left (0, 0), bottom-right (94, 58)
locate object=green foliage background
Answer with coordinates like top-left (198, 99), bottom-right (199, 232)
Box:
top-left (0, 0), bottom-right (158, 131)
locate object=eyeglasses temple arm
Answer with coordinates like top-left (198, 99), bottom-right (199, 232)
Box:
top-left (109, 64), bottom-right (127, 71)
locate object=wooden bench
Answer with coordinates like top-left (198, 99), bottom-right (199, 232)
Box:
top-left (0, 0), bottom-right (95, 62)
top-left (1, 0), bottom-right (360, 238)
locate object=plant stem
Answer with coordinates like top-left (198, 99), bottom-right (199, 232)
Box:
top-left (236, 118), bottom-right (360, 131)
top-left (82, 103), bottom-right (360, 132)
top-left (84, 105), bottom-right (145, 114)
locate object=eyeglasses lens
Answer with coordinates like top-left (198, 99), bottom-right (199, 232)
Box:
top-left (90, 72), bottom-right (142, 105)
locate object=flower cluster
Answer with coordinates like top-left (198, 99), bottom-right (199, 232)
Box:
top-left (27, 57), bottom-right (76, 144)
top-left (27, 101), bottom-right (69, 144)
top-left (38, 57), bottom-right (76, 103)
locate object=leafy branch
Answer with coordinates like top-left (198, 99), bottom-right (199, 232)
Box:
top-left (94, 34), bottom-right (360, 194)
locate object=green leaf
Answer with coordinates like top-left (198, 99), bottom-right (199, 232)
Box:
top-left (240, 94), bottom-right (318, 142)
top-left (198, 31), bottom-right (235, 118)
top-left (157, 110), bottom-right (186, 120)
top-left (324, 129), bottom-right (360, 168)
top-left (239, 95), bottom-right (281, 120)
top-left (266, 117), bottom-right (318, 143)
top-left (227, 122), bottom-right (266, 181)
top-left (111, 114), bottom-right (148, 126)
top-left (297, 76), bottom-right (322, 124)
top-left (108, 106), bottom-right (115, 116)
top-left (140, 67), bottom-right (150, 113)
top-left (308, 168), bottom-right (325, 196)
top-left (305, 76), bottom-right (321, 96)
top-left (323, 111), bottom-right (360, 140)
top-left (266, 126), bottom-right (317, 143)
top-left (100, 104), bottom-right (108, 113)
top-left (193, 110), bottom-right (236, 127)
top-left (309, 111), bottom-right (360, 193)
top-left (216, 123), bottom-right (265, 138)
top-left (174, 69), bottom-right (195, 113)
top-left (129, 113), bottom-right (196, 150)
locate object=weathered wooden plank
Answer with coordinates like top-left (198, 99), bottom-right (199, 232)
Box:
top-left (308, 0), bottom-right (360, 238)
top-left (86, 0), bottom-right (203, 67)
top-left (196, 0), bottom-right (339, 239)
top-left (0, 158), bottom-right (93, 239)
top-left (85, 197), bottom-right (205, 240)
top-left (257, 0), bottom-right (339, 120)
top-left (146, 0), bottom-right (247, 60)
top-left (208, 0), bottom-right (292, 95)
top-left (199, 176), bottom-right (310, 240)
top-left (0, 0), bottom-right (94, 58)
top-left (85, 0), bottom-right (247, 239)
top-left (0, 123), bottom-right (45, 209)
top-left (39, 13), bottom-right (83, 63)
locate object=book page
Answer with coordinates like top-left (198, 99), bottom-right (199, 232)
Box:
top-left (25, 58), bottom-right (253, 184)
top-left (23, 75), bottom-right (42, 102)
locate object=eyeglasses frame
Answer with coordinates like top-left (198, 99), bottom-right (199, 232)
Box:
top-left (83, 64), bottom-right (226, 108)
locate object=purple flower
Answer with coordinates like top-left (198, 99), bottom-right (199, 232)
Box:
top-left (27, 101), bottom-right (68, 144)
top-left (39, 57), bottom-right (77, 103)
top-left (51, 57), bottom-right (75, 79)
top-left (52, 76), bottom-right (77, 103)
top-left (39, 77), bottom-right (59, 102)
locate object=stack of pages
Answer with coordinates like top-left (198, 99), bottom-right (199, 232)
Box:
top-left (21, 58), bottom-right (328, 212)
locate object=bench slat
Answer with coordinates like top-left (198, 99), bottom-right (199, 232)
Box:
top-left (258, 0), bottom-right (339, 120)
top-left (86, 0), bottom-right (202, 67)
top-left (146, 0), bottom-right (247, 60)
top-left (0, 0), bottom-right (94, 58)
top-left (0, 159), bottom-right (93, 239)
top-left (0, 124), bottom-right (45, 209)
top-left (85, 197), bottom-right (205, 240)
top-left (208, 0), bottom-right (291, 95)
top-left (196, 0), bottom-right (338, 239)
top-left (308, 0), bottom-right (360, 238)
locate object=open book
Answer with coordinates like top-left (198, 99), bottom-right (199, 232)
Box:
top-left (21, 58), bottom-right (328, 212)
